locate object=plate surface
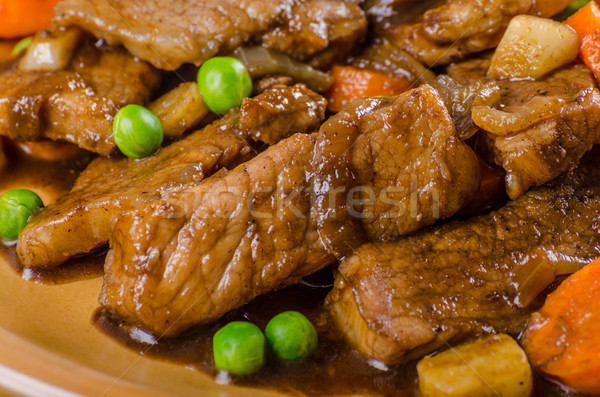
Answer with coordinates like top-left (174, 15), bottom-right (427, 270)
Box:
top-left (0, 157), bottom-right (283, 397)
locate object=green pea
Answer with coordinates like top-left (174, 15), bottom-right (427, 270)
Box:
top-left (0, 189), bottom-right (43, 241)
top-left (554, 0), bottom-right (590, 21)
top-left (213, 321), bottom-right (265, 375)
top-left (113, 104), bottom-right (163, 159)
top-left (265, 311), bottom-right (318, 361)
top-left (11, 36), bottom-right (32, 57)
top-left (197, 56), bottom-right (252, 115)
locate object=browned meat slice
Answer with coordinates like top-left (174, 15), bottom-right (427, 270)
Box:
top-left (17, 84), bottom-right (326, 268)
top-left (327, 150), bottom-right (600, 365)
top-left (54, 0), bottom-right (367, 70)
top-left (238, 84), bottom-right (326, 145)
top-left (101, 85), bottom-right (480, 336)
top-left (369, 0), bottom-right (572, 66)
top-left (102, 133), bottom-right (334, 336)
top-left (261, 0), bottom-right (367, 68)
top-left (446, 61), bottom-right (600, 199)
top-left (479, 65), bottom-right (600, 199)
top-left (312, 84), bottom-right (480, 247)
top-left (0, 42), bottom-right (160, 155)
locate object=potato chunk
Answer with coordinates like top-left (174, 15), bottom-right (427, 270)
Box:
top-left (489, 15), bottom-right (578, 80)
top-left (417, 334), bottom-right (532, 397)
top-left (148, 82), bottom-right (210, 139)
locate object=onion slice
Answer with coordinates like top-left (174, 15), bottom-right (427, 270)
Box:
top-left (472, 83), bottom-right (564, 135)
top-left (233, 47), bottom-right (333, 93)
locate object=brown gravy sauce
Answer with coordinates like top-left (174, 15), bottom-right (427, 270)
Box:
top-left (0, 146), bottom-right (580, 397)
top-left (94, 268), bottom-right (422, 397)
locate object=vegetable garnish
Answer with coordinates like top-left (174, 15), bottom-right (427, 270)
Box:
top-left (522, 256), bottom-right (600, 394)
top-left (488, 15), bottom-right (579, 80)
top-left (0, 0), bottom-right (61, 39)
top-left (213, 322), bottom-right (265, 375)
top-left (197, 56), bottom-right (252, 116)
top-left (11, 36), bottom-right (32, 57)
top-left (232, 47), bottom-right (333, 93)
top-left (0, 189), bottom-right (44, 241)
top-left (326, 65), bottom-right (410, 113)
top-left (554, 0), bottom-right (591, 21)
top-left (417, 334), bottom-right (532, 397)
top-left (265, 311), bottom-right (318, 361)
top-left (565, 1), bottom-right (600, 82)
top-left (113, 104), bottom-right (164, 159)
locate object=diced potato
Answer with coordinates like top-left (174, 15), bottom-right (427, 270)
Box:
top-left (417, 334), bottom-right (533, 397)
top-left (489, 15), bottom-right (578, 80)
top-left (18, 28), bottom-right (82, 72)
top-left (148, 82), bottom-right (210, 139)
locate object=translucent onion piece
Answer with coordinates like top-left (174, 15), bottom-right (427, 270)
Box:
top-left (18, 28), bottom-right (82, 72)
top-left (430, 75), bottom-right (484, 139)
top-left (233, 47), bottom-right (333, 93)
top-left (512, 249), bottom-right (556, 308)
top-left (472, 88), bottom-right (564, 135)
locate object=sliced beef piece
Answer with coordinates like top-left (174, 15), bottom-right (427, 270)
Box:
top-left (54, 0), bottom-right (367, 70)
top-left (102, 133), bottom-right (334, 336)
top-left (55, 0), bottom-right (287, 70)
top-left (0, 42), bottom-right (160, 155)
top-left (100, 85), bottom-right (480, 336)
top-left (17, 84), bottom-right (326, 268)
top-left (312, 84), bottom-right (480, 248)
top-left (261, 0), bottom-right (367, 68)
top-left (327, 150), bottom-right (600, 365)
top-left (445, 60), bottom-right (600, 200)
top-left (370, 0), bottom-right (572, 67)
top-left (445, 56), bottom-right (491, 84)
top-left (480, 65), bottom-right (600, 199)
top-left (238, 84), bottom-right (326, 145)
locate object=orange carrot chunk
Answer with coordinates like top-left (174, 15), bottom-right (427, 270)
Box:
top-left (326, 65), bottom-right (411, 113)
top-left (522, 256), bottom-right (600, 394)
top-left (0, 0), bottom-right (60, 39)
top-left (565, 1), bottom-right (600, 82)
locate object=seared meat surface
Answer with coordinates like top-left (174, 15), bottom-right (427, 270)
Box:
top-left (369, 0), bottom-right (572, 66)
top-left (261, 0), bottom-right (367, 68)
top-left (101, 85), bottom-right (480, 336)
top-left (102, 133), bottom-right (334, 336)
top-left (480, 65), bottom-right (600, 199)
top-left (327, 150), bottom-right (600, 365)
top-left (0, 42), bottom-right (160, 155)
top-left (55, 0), bottom-right (367, 70)
top-left (238, 84), bottom-right (326, 145)
top-left (312, 84), bottom-right (479, 248)
top-left (446, 61), bottom-right (600, 199)
top-left (17, 85), bottom-right (326, 268)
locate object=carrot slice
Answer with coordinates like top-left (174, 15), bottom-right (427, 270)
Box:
top-left (0, 0), bottom-right (60, 39)
top-left (326, 65), bottom-right (411, 113)
top-left (522, 256), bottom-right (600, 394)
top-left (564, 1), bottom-right (600, 82)
top-left (455, 156), bottom-right (506, 218)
